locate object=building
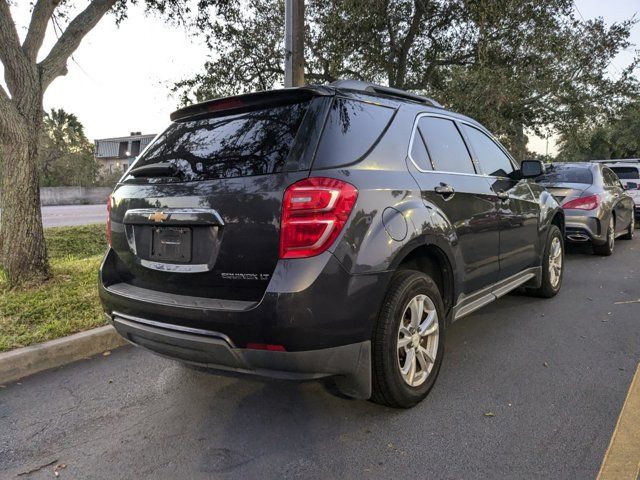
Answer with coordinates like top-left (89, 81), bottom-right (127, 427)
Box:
top-left (94, 132), bottom-right (156, 175)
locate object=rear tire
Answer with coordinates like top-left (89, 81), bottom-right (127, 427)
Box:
top-left (528, 225), bottom-right (563, 298)
top-left (621, 211), bottom-right (634, 240)
top-left (594, 215), bottom-right (615, 255)
top-left (371, 270), bottom-right (445, 409)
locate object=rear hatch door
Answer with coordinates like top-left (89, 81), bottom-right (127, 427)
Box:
top-left (108, 91), bottom-right (330, 302)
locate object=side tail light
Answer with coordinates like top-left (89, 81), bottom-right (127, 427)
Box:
top-left (562, 194), bottom-right (599, 210)
top-left (280, 177), bottom-right (358, 259)
top-left (106, 194), bottom-right (112, 246)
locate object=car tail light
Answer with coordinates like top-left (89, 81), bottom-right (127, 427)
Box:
top-left (106, 194), bottom-right (112, 246)
top-left (280, 177), bottom-right (358, 259)
top-left (246, 343), bottom-right (286, 352)
top-left (562, 194), bottom-right (599, 210)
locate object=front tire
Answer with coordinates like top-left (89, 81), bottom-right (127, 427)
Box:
top-left (594, 215), bottom-right (615, 255)
top-left (529, 225), bottom-right (563, 298)
top-left (371, 270), bottom-right (445, 408)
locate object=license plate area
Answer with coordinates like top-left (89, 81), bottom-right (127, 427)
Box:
top-left (150, 227), bottom-right (192, 263)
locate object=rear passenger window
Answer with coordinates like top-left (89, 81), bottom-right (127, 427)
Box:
top-left (610, 167), bottom-right (640, 179)
top-left (461, 125), bottom-right (515, 177)
top-left (409, 129), bottom-right (432, 170)
top-left (313, 98), bottom-right (395, 169)
top-left (418, 117), bottom-right (475, 174)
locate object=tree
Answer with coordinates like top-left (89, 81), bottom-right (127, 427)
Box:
top-left (174, 0), bottom-right (639, 160)
top-left (0, 0), bottom-right (226, 285)
top-left (557, 100), bottom-right (640, 160)
top-left (39, 108), bottom-right (98, 187)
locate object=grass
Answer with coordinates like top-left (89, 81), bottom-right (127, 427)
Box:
top-left (0, 224), bottom-right (108, 353)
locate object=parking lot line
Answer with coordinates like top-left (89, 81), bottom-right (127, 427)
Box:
top-left (597, 364), bottom-right (640, 480)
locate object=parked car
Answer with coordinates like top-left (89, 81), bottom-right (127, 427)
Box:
top-left (99, 80), bottom-right (565, 408)
top-left (597, 160), bottom-right (640, 223)
top-left (535, 162), bottom-right (634, 255)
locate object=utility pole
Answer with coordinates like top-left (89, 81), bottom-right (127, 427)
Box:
top-left (284, 0), bottom-right (304, 87)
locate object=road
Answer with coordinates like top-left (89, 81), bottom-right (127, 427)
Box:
top-left (1, 238), bottom-right (639, 479)
top-left (40, 204), bottom-right (106, 228)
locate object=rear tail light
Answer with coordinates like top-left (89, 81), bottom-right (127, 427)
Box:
top-left (562, 194), bottom-right (599, 210)
top-left (245, 343), bottom-right (286, 352)
top-left (280, 177), bottom-right (358, 259)
top-left (106, 194), bottom-right (112, 246)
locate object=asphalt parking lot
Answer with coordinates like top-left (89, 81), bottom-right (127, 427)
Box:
top-left (1, 237), bottom-right (638, 479)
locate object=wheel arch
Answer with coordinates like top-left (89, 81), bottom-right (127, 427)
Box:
top-left (390, 241), bottom-right (456, 323)
top-left (550, 209), bottom-right (565, 236)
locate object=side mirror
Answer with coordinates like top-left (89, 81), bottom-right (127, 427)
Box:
top-left (521, 160), bottom-right (545, 178)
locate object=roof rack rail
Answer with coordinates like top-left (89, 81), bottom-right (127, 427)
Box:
top-left (591, 158), bottom-right (640, 164)
top-left (330, 79), bottom-right (443, 108)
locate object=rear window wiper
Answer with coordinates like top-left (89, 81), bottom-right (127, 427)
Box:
top-left (128, 162), bottom-right (181, 179)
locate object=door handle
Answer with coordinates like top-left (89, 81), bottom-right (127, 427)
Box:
top-left (434, 183), bottom-right (455, 198)
top-left (495, 191), bottom-right (509, 201)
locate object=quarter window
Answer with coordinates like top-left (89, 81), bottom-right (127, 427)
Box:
top-left (418, 117), bottom-right (475, 174)
top-left (462, 125), bottom-right (514, 177)
top-left (410, 128), bottom-right (432, 170)
top-left (603, 168), bottom-right (621, 188)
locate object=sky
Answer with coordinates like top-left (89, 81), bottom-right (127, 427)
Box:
top-left (4, 0), bottom-right (640, 155)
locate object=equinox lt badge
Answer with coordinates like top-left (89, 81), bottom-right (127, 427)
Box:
top-left (221, 273), bottom-right (270, 281)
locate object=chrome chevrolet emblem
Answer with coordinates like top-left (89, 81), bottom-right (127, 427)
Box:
top-left (148, 211), bottom-right (168, 222)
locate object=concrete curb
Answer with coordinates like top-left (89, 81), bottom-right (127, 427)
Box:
top-left (0, 325), bottom-right (127, 385)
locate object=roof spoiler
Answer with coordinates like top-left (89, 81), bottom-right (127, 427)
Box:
top-left (170, 86), bottom-right (331, 122)
top-left (330, 79), bottom-right (443, 108)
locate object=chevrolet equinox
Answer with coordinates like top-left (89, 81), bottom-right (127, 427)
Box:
top-left (100, 80), bottom-right (565, 408)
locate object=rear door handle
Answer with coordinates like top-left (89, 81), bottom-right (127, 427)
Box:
top-left (495, 191), bottom-right (509, 201)
top-left (434, 183), bottom-right (455, 197)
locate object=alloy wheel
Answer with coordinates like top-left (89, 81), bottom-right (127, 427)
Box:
top-left (548, 236), bottom-right (563, 289)
top-left (397, 294), bottom-right (439, 387)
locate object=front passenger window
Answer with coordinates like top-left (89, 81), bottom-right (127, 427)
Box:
top-left (461, 125), bottom-right (515, 177)
top-left (418, 117), bottom-right (476, 174)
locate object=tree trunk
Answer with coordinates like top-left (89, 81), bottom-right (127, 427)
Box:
top-left (511, 122), bottom-right (528, 163)
top-left (0, 119), bottom-right (50, 285)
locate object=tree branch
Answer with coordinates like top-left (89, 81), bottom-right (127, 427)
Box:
top-left (39, 0), bottom-right (117, 88)
top-left (0, 0), bottom-right (31, 94)
top-left (23, 0), bottom-right (61, 61)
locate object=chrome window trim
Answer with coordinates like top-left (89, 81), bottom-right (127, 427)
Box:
top-left (407, 112), bottom-right (483, 177)
top-left (407, 112), bottom-right (519, 181)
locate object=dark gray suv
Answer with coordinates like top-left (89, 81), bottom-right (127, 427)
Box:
top-left (99, 80), bottom-right (565, 408)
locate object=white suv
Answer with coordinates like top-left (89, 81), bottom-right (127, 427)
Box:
top-left (600, 160), bottom-right (640, 223)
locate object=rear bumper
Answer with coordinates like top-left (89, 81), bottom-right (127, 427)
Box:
top-left (110, 312), bottom-right (371, 398)
top-left (99, 248), bottom-right (392, 398)
top-left (99, 249), bottom-right (391, 351)
top-left (563, 212), bottom-right (605, 244)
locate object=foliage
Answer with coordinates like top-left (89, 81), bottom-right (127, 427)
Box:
top-left (39, 108), bottom-right (99, 187)
top-left (557, 101), bottom-right (640, 161)
top-left (0, 224), bottom-right (107, 352)
top-left (174, 0), bottom-right (639, 160)
top-left (0, 0), bottom-right (231, 286)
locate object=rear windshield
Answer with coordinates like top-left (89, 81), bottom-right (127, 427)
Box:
top-left (536, 165), bottom-right (593, 185)
top-left (128, 101), bottom-right (310, 181)
top-left (610, 167), bottom-right (640, 179)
